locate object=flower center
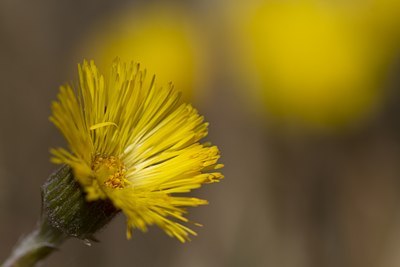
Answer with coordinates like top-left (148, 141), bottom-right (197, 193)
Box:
top-left (92, 155), bottom-right (128, 189)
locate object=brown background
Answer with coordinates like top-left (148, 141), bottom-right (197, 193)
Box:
top-left (2, 1), bottom-right (400, 267)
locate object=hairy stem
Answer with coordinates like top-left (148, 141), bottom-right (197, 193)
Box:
top-left (2, 218), bottom-right (68, 267)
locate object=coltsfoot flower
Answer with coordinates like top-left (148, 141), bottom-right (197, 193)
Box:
top-left (50, 59), bottom-right (223, 242)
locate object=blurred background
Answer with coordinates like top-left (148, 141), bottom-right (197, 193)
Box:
top-left (1, 0), bottom-right (400, 266)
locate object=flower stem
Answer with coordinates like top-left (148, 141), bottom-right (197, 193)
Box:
top-left (2, 218), bottom-right (68, 267)
top-left (2, 165), bottom-right (119, 267)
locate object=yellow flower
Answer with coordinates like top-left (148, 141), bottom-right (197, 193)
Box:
top-left (49, 59), bottom-right (223, 242)
top-left (79, 3), bottom-right (207, 102)
top-left (229, 1), bottom-right (385, 130)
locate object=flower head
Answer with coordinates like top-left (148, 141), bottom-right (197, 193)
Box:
top-left (50, 59), bottom-right (223, 242)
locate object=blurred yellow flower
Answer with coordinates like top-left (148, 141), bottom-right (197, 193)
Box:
top-left (233, 1), bottom-right (390, 129)
top-left (81, 4), bottom-right (206, 102)
top-left (325, 0), bottom-right (400, 52)
top-left (50, 59), bottom-right (223, 242)
top-left (365, 0), bottom-right (400, 41)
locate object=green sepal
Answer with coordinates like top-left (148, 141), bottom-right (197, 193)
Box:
top-left (41, 165), bottom-right (119, 240)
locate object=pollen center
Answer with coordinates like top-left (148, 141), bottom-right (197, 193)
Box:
top-left (92, 155), bottom-right (128, 189)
